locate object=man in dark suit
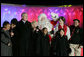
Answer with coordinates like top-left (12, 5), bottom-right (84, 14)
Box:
top-left (15, 12), bottom-right (32, 56)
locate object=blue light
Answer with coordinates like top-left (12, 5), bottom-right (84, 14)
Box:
top-left (8, 11), bottom-right (10, 14)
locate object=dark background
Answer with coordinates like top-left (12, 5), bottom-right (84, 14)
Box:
top-left (1, 0), bottom-right (83, 6)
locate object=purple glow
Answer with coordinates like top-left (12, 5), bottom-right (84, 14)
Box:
top-left (55, 9), bottom-right (58, 12)
top-left (22, 9), bottom-right (25, 12)
top-left (8, 11), bottom-right (10, 14)
top-left (64, 13), bottom-right (66, 15)
top-left (5, 8), bottom-right (8, 11)
top-left (1, 4), bottom-right (83, 28)
top-left (14, 12), bottom-right (17, 15)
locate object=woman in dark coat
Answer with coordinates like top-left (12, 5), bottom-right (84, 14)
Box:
top-left (32, 27), bottom-right (42, 56)
top-left (10, 18), bottom-right (18, 56)
top-left (31, 21), bottom-right (43, 56)
top-left (41, 27), bottom-right (50, 56)
top-left (51, 29), bottom-right (71, 56)
top-left (1, 21), bottom-right (12, 56)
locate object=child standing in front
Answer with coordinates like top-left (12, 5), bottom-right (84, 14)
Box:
top-left (51, 29), bottom-right (71, 56)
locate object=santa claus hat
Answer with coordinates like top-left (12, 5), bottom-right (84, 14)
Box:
top-left (51, 12), bottom-right (59, 21)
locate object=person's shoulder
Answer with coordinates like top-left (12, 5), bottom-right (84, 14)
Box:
top-left (26, 21), bottom-right (31, 24)
top-left (16, 20), bottom-right (21, 26)
top-left (18, 20), bottom-right (22, 23)
top-left (1, 29), bottom-right (5, 35)
top-left (1, 27), bottom-right (3, 30)
top-left (77, 26), bottom-right (83, 31)
top-left (1, 29), bottom-right (4, 33)
top-left (80, 27), bottom-right (83, 31)
top-left (17, 20), bottom-right (23, 25)
top-left (27, 21), bottom-right (31, 23)
top-left (77, 26), bottom-right (81, 29)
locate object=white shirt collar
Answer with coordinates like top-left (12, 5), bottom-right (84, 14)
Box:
top-left (22, 20), bottom-right (26, 24)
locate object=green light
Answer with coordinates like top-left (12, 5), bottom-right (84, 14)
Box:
top-left (68, 5), bottom-right (72, 7)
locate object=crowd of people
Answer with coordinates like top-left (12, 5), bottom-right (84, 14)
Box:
top-left (1, 12), bottom-right (83, 56)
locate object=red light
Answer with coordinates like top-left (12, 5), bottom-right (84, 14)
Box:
top-left (73, 12), bottom-right (75, 15)
top-left (81, 8), bottom-right (83, 11)
top-left (69, 13), bottom-right (71, 15)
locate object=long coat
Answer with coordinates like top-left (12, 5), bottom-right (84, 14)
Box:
top-left (1, 29), bottom-right (12, 56)
top-left (41, 34), bottom-right (50, 56)
top-left (31, 28), bottom-right (43, 56)
top-left (51, 34), bottom-right (70, 56)
top-left (10, 27), bottom-right (18, 56)
top-left (15, 20), bottom-right (32, 56)
top-left (32, 30), bottom-right (50, 56)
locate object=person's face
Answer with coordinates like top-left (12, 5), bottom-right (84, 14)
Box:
top-left (41, 16), bottom-right (46, 22)
top-left (74, 20), bottom-right (79, 27)
top-left (60, 30), bottom-right (64, 37)
top-left (32, 22), bottom-right (38, 28)
top-left (5, 24), bottom-right (10, 30)
top-left (22, 14), bottom-right (28, 21)
top-left (44, 29), bottom-right (48, 35)
top-left (59, 19), bottom-right (64, 25)
top-left (11, 24), bottom-right (16, 29)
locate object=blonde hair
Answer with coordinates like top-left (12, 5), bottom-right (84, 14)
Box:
top-left (31, 21), bottom-right (37, 24)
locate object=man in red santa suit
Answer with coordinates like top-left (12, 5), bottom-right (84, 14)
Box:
top-left (54, 16), bottom-right (71, 40)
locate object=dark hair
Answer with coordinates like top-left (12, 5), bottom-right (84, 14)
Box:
top-left (73, 19), bottom-right (80, 23)
top-left (42, 27), bottom-right (47, 32)
top-left (42, 27), bottom-right (48, 35)
top-left (11, 18), bottom-right (18, 25)
top-left (21, 12), bottom-right (27, 17)
top-left (55, 29), bottom-right (65, 37)
top-left (3, 21), bottom-right (10, 28)
top-left (58, 16), bottom-right (65, 23)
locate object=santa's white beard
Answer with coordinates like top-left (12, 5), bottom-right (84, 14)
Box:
top-left (38, 19), bottom-right (52, 32)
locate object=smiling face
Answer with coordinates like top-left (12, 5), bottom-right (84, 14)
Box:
top-left (59, 19), bottom-right (64, 25)
top-left (74, 20), bottom-right (79, 27)
top-left (43, 28), bottom-right (48, 35)
top-left (5, 24), bottom-right (10, 30)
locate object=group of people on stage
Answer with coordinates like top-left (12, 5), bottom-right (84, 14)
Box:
top-left (1, 12), bottom-right (83, 56)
